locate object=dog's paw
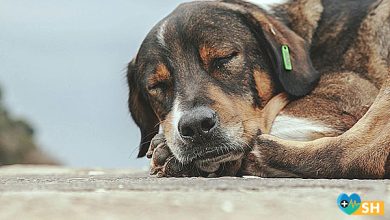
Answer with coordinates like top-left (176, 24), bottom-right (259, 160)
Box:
top-left (147, 134), bottom-right (195, 177)
top-left (240, 150), bottom-right (268, 177)
top-left (240, 143), bottom-right (298, 178)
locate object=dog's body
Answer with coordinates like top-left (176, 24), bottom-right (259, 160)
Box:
top-left (243, 0), bottom-right (390, 178)
top-left (268, 0), bottom-right (387, 141)
top-left (127, 0), bottom-right (390, 178)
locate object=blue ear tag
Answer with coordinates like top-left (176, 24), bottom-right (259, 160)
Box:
top-left (281, 45), bottom-right (292, 71)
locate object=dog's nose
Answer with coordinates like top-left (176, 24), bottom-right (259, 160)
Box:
top-left (178, 107), bottom-right (218, 140)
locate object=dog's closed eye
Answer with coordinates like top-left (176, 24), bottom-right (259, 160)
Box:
top-left (147, 81), bottom-right (170, 97)
top-left (148, 81), bottom-right (168, 91)
top-left (213, 52), bottom-right (239, 70)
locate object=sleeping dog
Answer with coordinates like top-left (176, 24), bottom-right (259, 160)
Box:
top-left (127, 0), bottom-right (390, 178)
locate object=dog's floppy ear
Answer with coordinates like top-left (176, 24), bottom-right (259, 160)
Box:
top-left (127, 58), bottom-right (159, 158)
top-left (223, 0), bottom-right (319, 96)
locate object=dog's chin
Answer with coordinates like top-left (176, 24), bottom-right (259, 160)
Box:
top-left (170, 139), bottom-right (245, 172)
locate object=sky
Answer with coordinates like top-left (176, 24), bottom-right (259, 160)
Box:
top-left (0, 0), bottom-right (279, 168)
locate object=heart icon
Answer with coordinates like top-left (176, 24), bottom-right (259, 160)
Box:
top-left (337, 193), bottom-right (361, 215)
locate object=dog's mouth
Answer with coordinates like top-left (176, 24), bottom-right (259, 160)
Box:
top-left (196, 150), bottom-right (242, 163)
top-left (175, 142), bottom-right (244, 163)
top-left (194, 150), bottom-right (244, 173)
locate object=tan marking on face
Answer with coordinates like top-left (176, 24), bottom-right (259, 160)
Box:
top-left (207, 85), bottom-right (238, 124)
top-left (148, 63), bottom-right (170, 88)
top-left (207, 85), bottom-right (263, 144)
top-left (253, 69), bottom-right (274, 105)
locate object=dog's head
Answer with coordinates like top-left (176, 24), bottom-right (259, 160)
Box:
top-left (127, 0), bottom-right (319, 165)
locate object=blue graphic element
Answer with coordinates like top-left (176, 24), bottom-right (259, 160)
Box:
top-left (337, 193), bottom-right (361, 215)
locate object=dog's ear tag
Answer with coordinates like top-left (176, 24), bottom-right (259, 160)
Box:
top-left (281, 45), bottom-right (292, 71)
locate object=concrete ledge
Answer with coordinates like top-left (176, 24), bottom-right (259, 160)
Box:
top-left (0, 165), bottom-right (389, 219)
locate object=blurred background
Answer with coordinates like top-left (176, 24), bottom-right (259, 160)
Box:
top-left (0, 0), bottom-right (277, 168)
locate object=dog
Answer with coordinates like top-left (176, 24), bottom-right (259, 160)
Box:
top-left (127, 0), bottom-right (390, 178)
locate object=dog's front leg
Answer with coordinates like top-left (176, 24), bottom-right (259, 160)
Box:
top-left (242, 78), bottom-right (390, 179)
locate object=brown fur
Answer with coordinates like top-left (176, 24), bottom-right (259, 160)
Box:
top-left (199, 45), bottom-right (236, 69)
top-left (260, 93), bottom-right (289, 134)
top-left (243, 77), bottom-right (390, 178)
top-left (253, 69), bottom-right (274, 104)
top-left (150, 64), bottom-right (170, 86)
top-left (207, 85), bottom-right (260, 144)
top-left (239, 0), bottom-right (390, 178)
top-left (127, 0), bottom-right (390, 178)
top-left (273, 0), bottom-right (323, 43)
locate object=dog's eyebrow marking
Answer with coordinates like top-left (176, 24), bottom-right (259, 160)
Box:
top-left (150, 63), bottom-right (170, 82)
top-left (157, 20), bottom-right (168, 47)
top-left (270, 115), bottom-right (335, 141)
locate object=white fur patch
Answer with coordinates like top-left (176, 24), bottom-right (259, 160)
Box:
top-left (245, 0), bottom-right (289, 11)
top-left (157, 20), bottom-right (168, 47)
top-left (270, 115), bottom-right (334, 141)
top-left (171, 98), bottom-right (183, 136)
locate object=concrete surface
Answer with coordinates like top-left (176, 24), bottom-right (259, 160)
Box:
top-left (0, 165), bottom-right (389, 220)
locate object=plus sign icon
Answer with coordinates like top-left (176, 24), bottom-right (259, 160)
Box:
top-left (340, 200), bottom-right (349, 208)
